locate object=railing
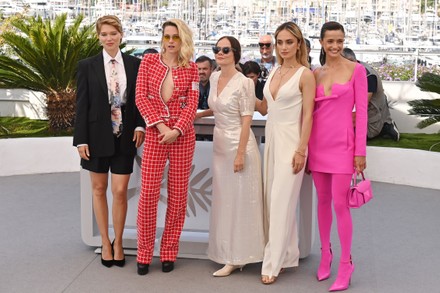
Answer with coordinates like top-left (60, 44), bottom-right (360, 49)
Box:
top-left (124, 38), bottom-right (440, 81)
top-left (308, 46), bottom-right (440, 81)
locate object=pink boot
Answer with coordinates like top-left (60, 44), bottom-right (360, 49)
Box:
top-left (317, 246), bottom-right (333, 281)
top-left (329, 259), bottom-right (354, 292)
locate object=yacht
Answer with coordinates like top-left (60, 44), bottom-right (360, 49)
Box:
top-left (0, 1), bottom-right (20, 17)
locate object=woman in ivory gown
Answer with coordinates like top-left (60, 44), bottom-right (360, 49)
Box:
top-left (255, 22), bottom-right (315, 285)
top-left (203, 36), bottom-right (265, 277)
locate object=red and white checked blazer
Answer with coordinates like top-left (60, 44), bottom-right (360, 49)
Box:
top-left (135, 53), bottom-right (199, 135)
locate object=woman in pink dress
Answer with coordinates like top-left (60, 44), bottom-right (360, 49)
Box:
top-left (308, 21), bottom-right (368, 292)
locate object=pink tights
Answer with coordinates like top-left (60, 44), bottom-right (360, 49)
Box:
top-left (312, 171), bottom-right (352, 262)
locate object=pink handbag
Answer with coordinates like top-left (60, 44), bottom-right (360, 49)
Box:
top-left (347, 172), bottom-right (373, 208)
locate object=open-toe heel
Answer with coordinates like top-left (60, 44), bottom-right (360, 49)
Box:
top-left (261, 275), bottom-right (277, 285)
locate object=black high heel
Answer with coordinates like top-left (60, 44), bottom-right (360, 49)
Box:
top-left (112, 240), bottom-right (125, 267)
top-left (101, 244), bottom-right (113, 268)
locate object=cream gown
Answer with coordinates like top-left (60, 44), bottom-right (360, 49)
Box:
top-left (261, 66), bottom-right (307, 278)
top-left (207, 71), bottom-right (265, 265)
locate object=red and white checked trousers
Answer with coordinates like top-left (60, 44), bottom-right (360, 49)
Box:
top-left (136, 126), bottom-right (195, 264)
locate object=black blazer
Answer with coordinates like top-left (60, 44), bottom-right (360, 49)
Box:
top-left (73, 52), bottom-right (145, 157)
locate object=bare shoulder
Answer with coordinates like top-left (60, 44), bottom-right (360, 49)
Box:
top-left (300, 66), bottom-right (315, 82)
top-left (342, 58), bottom-right (356, 71)
top-left (301, 66), bottom-right (314, 77)
top-left (313, 66), bottom-right (323, 81)
top-left (313, 66), bottom-right (323, 74)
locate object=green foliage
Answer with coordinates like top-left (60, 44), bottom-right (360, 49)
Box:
top-left (0, 14), bottom-right (100, 92)
top-left (421, 0), bottom-right (436, 13)
top-left (367, 133), bottom-right (440, 152)
top-left (416, 72), bottom-right (440, 94)
top-left (2, 117), bottom-right (439, 153)
top-left (0, 14), bottom-right (101, 131)
top-left (408, 99), bottom-right (440, 129)
top-left (408, 72), bottom-right (440, 129)
top-left (0, 117), bottom-right (72, 137)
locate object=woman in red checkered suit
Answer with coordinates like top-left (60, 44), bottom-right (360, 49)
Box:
top-left (135, 19), bottom-right (199, 275)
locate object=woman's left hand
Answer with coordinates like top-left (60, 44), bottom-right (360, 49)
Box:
top-left (292, 153), bottom-right (306, 174)
top-left (354, 156), bottom-right (366, 173)
top-left (158, 129), bottom-right (180, 144)
top-left (133, 131), bottom-right (145, 148)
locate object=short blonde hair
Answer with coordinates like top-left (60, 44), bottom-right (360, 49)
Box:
top-left (274, 22), bottom-right (308, 67)
top-left (96, 15), bottom-right (123, 35)
top-left (161, 19), bottom-right (194, 68)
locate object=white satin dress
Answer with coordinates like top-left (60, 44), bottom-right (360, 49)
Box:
top-left (207, 71), bottom-right (265, 265)
top-left (261, 66), bottom-right (307, 278)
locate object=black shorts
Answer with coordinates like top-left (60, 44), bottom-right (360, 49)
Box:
top-left (81, 136), bottom-right (135, 174)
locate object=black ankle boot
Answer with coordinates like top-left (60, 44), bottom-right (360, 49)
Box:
top-left (137, 262), bottom-right (149, 275)
top-left (162, 261), bottom-right (174, 272)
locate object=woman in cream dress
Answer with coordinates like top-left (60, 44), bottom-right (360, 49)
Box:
top-left (204, 36), bottom-right (265, 277)
top-left (256, 22), bottom-right (315, 284)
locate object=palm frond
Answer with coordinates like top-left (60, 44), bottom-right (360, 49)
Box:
top-left (408, 99), bottom-right (440, 128)
top-left (416, 117), bottom-right (440, 129)
top-left (416, 72), bottom-right (440, 94)
top-left (0, 56), bottom-right (45, 91)
top-left (0, 13), bottom-right (103, 131)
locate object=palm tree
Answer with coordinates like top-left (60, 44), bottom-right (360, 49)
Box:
top-left (408, 72), bottom-right (440, 129)
top-left (0, 14), bottom-right (101, 131)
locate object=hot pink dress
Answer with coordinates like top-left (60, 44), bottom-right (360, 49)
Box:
top-left (308, 63), bottom-right (368, 174)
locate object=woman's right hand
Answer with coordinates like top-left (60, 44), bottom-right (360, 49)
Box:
top-left (77, 145), bottom-right (90, 160)
top-left (255, 97), bottom-right (267, 116)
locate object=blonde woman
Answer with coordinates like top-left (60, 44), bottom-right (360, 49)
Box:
top-left (255, 22), bottom-right (315, 284)
top-left (135, 19), bottom-right (199, 275)
top-left (73, 15), bottom-right (145, 268)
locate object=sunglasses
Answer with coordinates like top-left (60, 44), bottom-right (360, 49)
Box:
top-left (258, 42), bottom-right (272, 48)
top-left (163, 35), bottom-right (181, 41)
top-left (212, 46), bottom-right (235, 55)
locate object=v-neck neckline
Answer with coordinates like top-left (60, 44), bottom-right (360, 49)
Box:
top-left (268, 66), bottom-right (303, 101)
top-left (216, 71), bottom-right (240, 97)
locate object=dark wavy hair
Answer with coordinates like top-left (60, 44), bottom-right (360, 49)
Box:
top-left (242, 60), bottom-right (262, 77)
top-left (319, 21), bottom-right (345, 65)
top-left (216, 36), bottom-right (241, 64)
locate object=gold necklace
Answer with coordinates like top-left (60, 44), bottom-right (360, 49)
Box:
top-left (278, 64), bottom-right (300, 79)
top-left (276, 64), bottom-right (299, 89)
top-left (278, 65), bottom-right (292, 78)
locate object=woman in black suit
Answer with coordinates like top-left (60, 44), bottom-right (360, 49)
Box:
top-left (73, 15), bottom-right (145, 268)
